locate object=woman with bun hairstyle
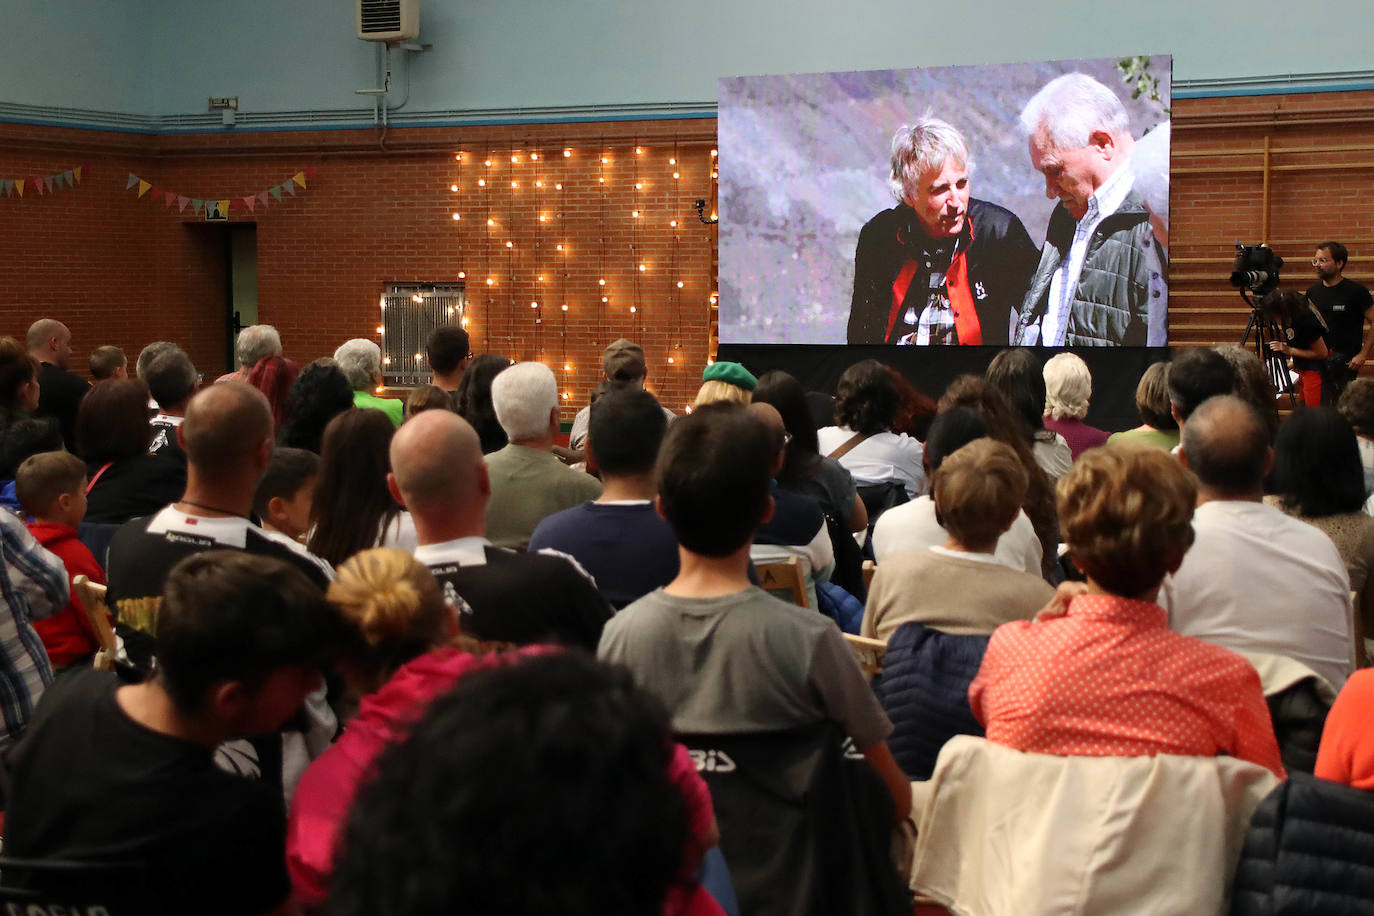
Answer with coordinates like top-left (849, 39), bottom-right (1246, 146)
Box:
top-left (287, 549), bottom-right (727, 915)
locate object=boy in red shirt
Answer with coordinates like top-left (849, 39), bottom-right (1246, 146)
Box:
top-left (16, 451), bottom-right (105, 669)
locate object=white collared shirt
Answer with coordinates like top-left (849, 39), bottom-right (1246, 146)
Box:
top-left (1042, 163), bottom-right (1136, 346)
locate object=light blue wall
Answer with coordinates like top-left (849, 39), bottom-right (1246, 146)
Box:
top-left (3, 0), bottom-right (1372, 125)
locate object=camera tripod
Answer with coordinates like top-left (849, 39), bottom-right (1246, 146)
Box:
top-left (1238, 289), bottom-right (1299, 408)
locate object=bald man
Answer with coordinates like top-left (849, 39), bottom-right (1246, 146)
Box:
top-left (748, 403), bottom-right (834, 609)
top-left (1161, 395), bottom-right (1352, 688)
top-left (105, 383), bottom-right (333, 659)
top-left (391, 410), bottom-right (611, 650)
top-left (27, 319), bottom-right (90, 450)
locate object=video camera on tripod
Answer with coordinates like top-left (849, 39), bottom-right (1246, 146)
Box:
top-left (1229, 242), bottom-right (1295, 402)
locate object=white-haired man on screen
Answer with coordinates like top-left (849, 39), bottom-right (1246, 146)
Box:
top-left (848, 116), bottom-right (1040, 345)
top-left (1012, 73), bottom-right (1168, 347)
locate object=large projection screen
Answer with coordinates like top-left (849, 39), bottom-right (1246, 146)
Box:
top-left (718, 55), bottom-right (1171, 347)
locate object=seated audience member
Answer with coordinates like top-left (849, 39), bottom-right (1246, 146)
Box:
top-left (2, 551), bottom-right (341, 916)
top-left (307, 409), bottom-right (417, 566)
top-left (1107, 361), bottom-right (1179, 451)
top-left (1041, 352), bottom-right (1110, 460)
top-left (333, 337), bottom-right (402, 427)
top-left (872, 407), bottom-right (1042, 574)
top-left (986, 348), bottom-right (1072, 482)
top-left (0, 334), bottom-right (42, 430)
top-left (88, 344), bottom-right (127, 382)
top-left (1316, 668), bottom-right (1374, 788)
top-left (484, 361), bottom-right (602, 550)
top-left (454, 353), bottom-right (511, 454)
top-left (27, 319), bottom-right (91, 451)
top-left (0, 418), bottom-right (63, 515)
top-left (1167, 346), bottom-right (1236, 436)
top-left (247, 354), bottom-right (299, 435)
top-left (568, 338), bottom-right (675, 451)
top-left (1337, 377), bottom-right (1374, 501)
top-left (969, 446), bottom-right (1286, 779)
top-left (864, 438), bottom-right (1053, 642)
top-left (598, 403), bottom-right (911, 821)
top-left (279, 361), bottom-right (354, 454)
top-left (0, 507), bottom-right (68, 752)
top-left (938, 375), bottom-right (1059, 581)
top-left (328, 654), bottom-right (705, 916)
top-left (405, 383), bottom-right (452, 418)
top-left (16, 451), bottom-right (104, 669)
top-left (1214, 343), bottom-right (1280, 444)
top-left (529, 388), bottom-right (680, 610)
top-left (77, 378), bottom-right (185, 524)
top-left (887, 365), bottom-right (938, 442)
top-left (426, 324), bottom-right (471, 394)
top-left (817, 359), bottom-right (925, 500)
top-left (1164, 396), bottom-right (1352, 689)
top-left (143, 345), bottom-right (197, 458)
top-left (1266, 407), bottom-right (1374, 666)
top-left (288, 548), bottom-right (534, 907)
top-left (106, 383), bottom-right (332, 643)
top-left (217, 324), bottom-right (282, 384)
top-left (752, 370), bottom-right (866, 533)
top-left (254, 447), bottom-right (320, 543)
top-left (693, 360), bottom-right (755, 408)
top-left (390, 410), bottom-right (611, 649)
top-left (748, 403), bottom-right (834, 608)
top-left (134, 340), bottom-right (179, 382)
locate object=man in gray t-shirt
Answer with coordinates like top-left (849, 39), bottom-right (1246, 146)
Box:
top-left (596, 402), bottom-right (909, 822)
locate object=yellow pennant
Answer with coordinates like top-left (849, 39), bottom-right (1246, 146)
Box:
top-left (292, 171), bottom-right (307, 189)
top-left (15, 179), bottom-right (24, 197)
top-left (138, 180), bottom-right (151, 197)
top-left (218, 199), bottom-right (230, 214)
top-left (73, 166), bottom-right (82, 182)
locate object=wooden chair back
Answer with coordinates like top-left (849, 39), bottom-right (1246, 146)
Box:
top-left (756, 557), bottom-right (808, 608)
top-left (72, 575), bottom-right (118, 672)
top-left (844, 633), bottom-right (887, 679)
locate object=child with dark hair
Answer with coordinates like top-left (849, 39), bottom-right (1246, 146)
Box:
top-left (15, 450), bottom-right (105, 669)
top-left (529, 387), bottom-right (679, 609)
top-left (329, 653), bottom-right (702, 916)
top-left (2, 550), bottom-right (344, 916)
top-left (254, 447), bottom-right (320, 543)
top-left (599, 402), bottom-right (911, 822)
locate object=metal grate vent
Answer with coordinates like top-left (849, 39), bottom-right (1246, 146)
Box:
top-left (379, 282), bottom-right (465, 387)
top-left (359, 0), bottom-right (401, 33)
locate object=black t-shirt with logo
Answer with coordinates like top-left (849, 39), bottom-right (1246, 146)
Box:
top-left (1, 669), bottom-right (291, 916)
top-left (1287, 304), bottom-right (1329, 371)
top-left (1307, 278), bottom-right (1373, 358)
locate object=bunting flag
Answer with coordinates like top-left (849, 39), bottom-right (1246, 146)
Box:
top-left (122, 168), bottom-right (319, 215)
top-left (2, 163), bottom-right (92, 201)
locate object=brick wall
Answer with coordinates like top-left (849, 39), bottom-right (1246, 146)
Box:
top-left (2, 89), bottom-right (1373, 410)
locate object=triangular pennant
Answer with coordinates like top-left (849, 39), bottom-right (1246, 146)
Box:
top-left (278, 181), bottom-right (294, 197)
top-left (191, 199), bottom-right (204, 214)
top-left (268, 185), bottom-right (282, 201)
top-left (15, 179), bottom-right (24, 197)
top-left (137, 180), bottom-right (151, 198)
top-left (164, 190), bottom-right (177, 208)
top-left (303, 165), bottom-right (317, 180)
top-left (1, 179), bottom-right (10, 196)
top-left (256, 190), bottom-right (270, 205)
top-left (177, 195), bottom-right (190, 212)
top-left (32, 178), bottom-right (43, 195)
top-left (126, 173), bottom-right (139, 190)
top-left (148, 188), bottom-right (162, 204)
top-left (45, 174), bottom-right (55, 192)
top-left (62, 170), bottom-right (73, 188)
top-left (218, 198), bottom-right (230, 215)
top-left (241, 195), bottom-right (256, 213)
top-left (73, 166), bottom-right (83, 183)
top-left (292, 171), bottom-right (306, 189)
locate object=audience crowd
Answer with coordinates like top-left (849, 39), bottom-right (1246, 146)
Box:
top-left (1, 314), bottom-right (1374, 914)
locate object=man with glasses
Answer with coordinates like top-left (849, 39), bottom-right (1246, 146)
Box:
top-left (1307, 241), bottom-right (1373, 397)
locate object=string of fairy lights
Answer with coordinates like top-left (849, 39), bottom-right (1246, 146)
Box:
top-left (401, 140), bottom-right (718, 407)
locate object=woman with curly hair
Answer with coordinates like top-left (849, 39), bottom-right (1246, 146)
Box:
top-left (816, 359), bottom-right (926, 499)
top-left (279, 361), bottom-right (354, 454)
top-left (454, 353), bottom-right (511, 454)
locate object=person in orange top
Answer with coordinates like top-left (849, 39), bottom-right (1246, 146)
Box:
top-left (1315, 668), bottom-right (1374, 790)
top-left (968, 445), bottom-right (1285, 780)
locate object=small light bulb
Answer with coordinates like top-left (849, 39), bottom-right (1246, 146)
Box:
top-left (384, 356), bottom-right (392, 364)
top-left (535, 180), bottom-right (543, 188)
top-left (376, 326), bottom-right (384, 334)
top-left (598, 278), bottom-right (606, 286)
top-left (638, 264), bottom-right (646, 272)
top-left (635, 182), bottom-right (643, 190)
top-left (486, 218), bottom-right (495, 226)
top-left (676, 281), bottom-right (684, 288)
top-left (710, 149), bottom-right (718, 157)
top-left (414, 352), bottom-right (422, 361)
top-left (561, 304), bottom-right (568, 312)
top-left (631, 210), bottom-right (640, 217)
top-left (458, 271), bottom-right (466, 278)
top-left (667, 356), bottom-right (675, 364)
top-left (511, 180), bottom-right (518, 188)
top-left (511, 154), bottom-right (519, 163)
top-left (477, 179), bottom-right (486, 187)
top-left (452, 213), bottom-right (461, 220)
top-left (669, 219), bottom-right (678, 227)
top-left (555, 183), bottom-right (562, 190)
top-left (672, 172), bottom-right (680, 179)
top-left (635, 147), bottom-right (643, 155)
top-left (454, 154), bottom-right (462, 161)
top-left (711, 172), bottom-right (718, 179)
top-left (601, 296), bottom-right (609, 302)
top-left (531, 152), bottom-right (539, 160)
top-left (461, 317), bottom-right (469, 327)
top-left (629, 306), bottom-right (637, 313)
top-left (450, 184), bottom-right (459, 192)
top-left (601, 156), bottom-right (609, 164)
top-left (562, 391), bottom-right (570, 400)
top-left (412, 293), bottom-right (423, 303)
top-left (539, 214), bottom-right (547, 222)
top-left (486, 278), bottom-right (494, 286)
top-left (530, 301), bottom-right (538, 308)
top-left (485, 159), bottom-right (492, 167)
top-left (669, 157), bottom-right (676, 165)
top-left (556, 244), bottom-right (564, 251)
top-left (505, 240), bottom-right (513, 248)
top-left (563, 149), bottom-right (571, 158)
top-left (598, 177), bottom-right (605, 184)
top-left (564, 363), bottom-right (572, 371)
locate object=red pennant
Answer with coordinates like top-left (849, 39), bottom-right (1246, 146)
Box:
top-left (149, 188), bottom-right (163, 203)
top-left (241, 195), bottom-right (256, 213)
top-left (163, 191), bottom-right (176, 208)
top-left (304, 165), bottom-right (317, 180)
top-left (32, 178), bottom-right (43, 195)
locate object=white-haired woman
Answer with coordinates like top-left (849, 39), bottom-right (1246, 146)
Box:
top-left (1041, 352), bottom-right (1110, 460)
top-left (847, 115), bottom-right (1039, 346)
top-left (333, 337), bottom-right (403, 427)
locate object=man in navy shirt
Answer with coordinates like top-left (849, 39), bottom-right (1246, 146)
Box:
top-left (530, 387), bottom-right (679, 610)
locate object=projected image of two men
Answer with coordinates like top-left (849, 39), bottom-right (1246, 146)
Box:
top-left (717, 55), bottom-right (1170, 347)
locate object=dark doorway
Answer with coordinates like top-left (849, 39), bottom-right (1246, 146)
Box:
top-left (183, 223), bottom-right (258, 374)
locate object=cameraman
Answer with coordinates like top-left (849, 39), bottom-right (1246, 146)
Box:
top-left (1261, 289), bottom-right (1330, 407)
top-left (1308, 241), bottom-right (1374, 396)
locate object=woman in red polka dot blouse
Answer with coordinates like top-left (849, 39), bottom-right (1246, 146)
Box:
top-left (968, 446), bottom-right (1286, 779)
